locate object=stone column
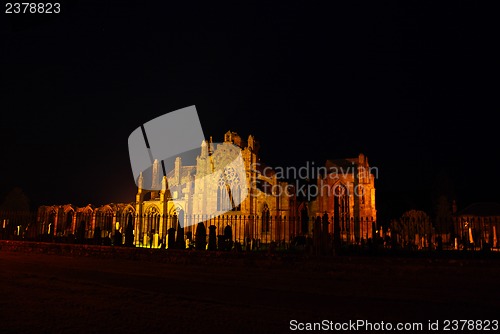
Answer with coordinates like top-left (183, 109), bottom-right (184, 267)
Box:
top-left (52, 212), bottom-right (58, 237)
top-left (90, 212), bottom-right (96, 239)
top-left (72, 213), bottom-right (77, 235)
top-left (112, 214), bottom-right (117, 238)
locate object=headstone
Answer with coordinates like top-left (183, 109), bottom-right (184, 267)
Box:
top-left (153, 233), bottom-right (159, 248)
top-left (167, 228), bottom-right (176, 249)
top-left (207, 225), bottom-right (217, 251)
top-left (195, 222), bottom-right (207, 250)
top-left (175, 223), bottom-right (185, 249)
top-left (217, 235), bottom-right (227, 251)
top-left (224, 225), bottom-right (233, 251)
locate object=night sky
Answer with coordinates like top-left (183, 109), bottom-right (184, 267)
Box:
top-left (0, 1), bottom-right (497, 223)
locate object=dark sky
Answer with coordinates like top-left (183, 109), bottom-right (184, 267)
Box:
top-left (0, 1), bottom-right (497, 222)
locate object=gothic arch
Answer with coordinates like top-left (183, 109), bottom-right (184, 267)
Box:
top-left (116, 204), bottom-right (136, 232)
top-left (330, 180), bottom-right (350, 197)
top-left (76, 205), bottom-right (94, 234)
top-left (168, 204), bottom-right (184, 215)
top-left (168, 205), bottom-right (185, 229)
top-left (332, 183), bottom-right (350, 233)
top-left (217, 166), bottom-right (242, 212)
top-left (144, 204), bottom-right (161, 235)
top-left (62, 205), bottom-right (75, 235)
top-left (261, 202), bottom-right (270, 233)
top-left (46, 208), bottom-right (57, 235)
top-left (95, 205), bottom-right (114, 236)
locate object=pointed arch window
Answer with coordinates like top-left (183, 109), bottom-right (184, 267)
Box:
top-left (217, 167), bottom-right (241, 211)
top-left (261, 204), bottom-right (270, 233)
top-left (333, 184), bottom-right (350, 231)
top-left (358, 185), bottom-right (365, 205)
top-left (65, 211), bottom-right (73, 233)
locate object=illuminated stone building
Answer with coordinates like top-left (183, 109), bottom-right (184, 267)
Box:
top-left (453, 202), bottom-right (500, 250)
top-left (309, 153), bottom-right (378, 242)
top-left (35, 131), bottom-right (378, 248)
top-left (35, 202), bottom-right (136, 241)
top-left (134, 130), bottom-right (298, 247)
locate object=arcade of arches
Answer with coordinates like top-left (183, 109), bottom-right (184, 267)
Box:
top-left (37, 131), bottom-right (377, 247)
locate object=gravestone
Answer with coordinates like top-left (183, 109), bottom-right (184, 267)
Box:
top-left (208, 225), bottom-right (217, 251)
top-left (195, 223), bottom-right (207, 250)
top-left (167, 227), bottom-right (176, 249)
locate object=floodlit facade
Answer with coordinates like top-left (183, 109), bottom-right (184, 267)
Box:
top-left (34, 131), bottom-right (377, 248)
top-left (310, 154), bottom-right (378, 242)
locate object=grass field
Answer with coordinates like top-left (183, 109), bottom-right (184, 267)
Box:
top-left (1, 248), bottom-right (499, 333)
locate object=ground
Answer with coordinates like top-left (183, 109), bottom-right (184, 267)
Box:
top-left (1, 249), bottom-right (499, 334)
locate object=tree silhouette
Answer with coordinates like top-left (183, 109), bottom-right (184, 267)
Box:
top-left (0, 187), bottom-right (30, 211)
top-left (390, 210), bottom-right (433, 246)
top-left (431, 168), bottom-right (455, 234)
